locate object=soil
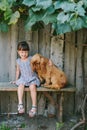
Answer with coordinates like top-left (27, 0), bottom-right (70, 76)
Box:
top-left (0, 114), bottom-right (86, 130)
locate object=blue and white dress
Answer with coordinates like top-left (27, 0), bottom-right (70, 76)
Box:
top-left (16, 56), bottom-right (40, 87)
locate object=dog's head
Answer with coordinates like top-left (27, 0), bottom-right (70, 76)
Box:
top-left (30, 53), bottom-right (41, 71)
top-left (31, 53), bottom-right (49, 72)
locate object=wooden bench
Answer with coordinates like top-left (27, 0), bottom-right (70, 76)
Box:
top-left (0, 82), bottom-right (76, 122)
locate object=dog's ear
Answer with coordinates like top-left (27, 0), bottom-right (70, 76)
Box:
top-left (30, 54), bottom-right (41, 71)
top-left (40, 58), bottom-right (47, 72)
top-left (40, 58), bottom-right (45, 65)
top-left (30, 61), bottom-right (36, 71)
top-left (40, 57), bottom-right (48, 65)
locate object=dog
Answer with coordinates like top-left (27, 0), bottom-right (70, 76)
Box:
top-left (30, 53), bottom-right (67, 89)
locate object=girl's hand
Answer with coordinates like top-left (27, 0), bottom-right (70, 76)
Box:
top-left (10, 81), bottom-right (16, 84)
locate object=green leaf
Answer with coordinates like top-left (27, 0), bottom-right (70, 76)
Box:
top-left (83, 16), bottom-right (87, 28)
top-left (32, 6), bottom-right (41, 12)
top-left (4, 8), bottom-right (12, 20)
top-left (8, 11), bottom-right (20, 25)
top-left (25, 10), bottom-right (45, 31)
top-left (36, 0), bottom-right (52, 9)
top-left (56, 122), bottom-right (64, 129)
top-left (0, 1), bottom-right (7, 11)
top-left (52, 22), bottom-right (72, 34)
top-left (45, 5), bottom-right (55, 15)
top-left (7, 0), bottom-right (16, 7)
top-left (0, 0), bottom-right (13, 11)
top-left (75, 2), bottom-right (85, 16)
top-left (83, 0), bottom-right (87, 8)
top-left (57, 12), bottom-right (70, 23)
top-left (25, 16), bottom-right (36, 31)
top-left (0, 22), bottom-right (9, 32)
top-left (54, 1), bottom-right (76, 12)
top-left (70, 17), bottom-right (84, 30)
top-left (22, 0), bottom-right (35, 7)
top-left (58, 23), bottom-right (72, 34)
top-left (42, 13), bottom-right (57, 25)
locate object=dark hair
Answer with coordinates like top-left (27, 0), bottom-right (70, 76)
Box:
top-left (17, 41), bottom-right (29, 51)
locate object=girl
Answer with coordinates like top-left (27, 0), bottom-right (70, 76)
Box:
top-left (15, 41), bottom-right (40, 117)
top-left (13, 41), bottom-right (56, 118)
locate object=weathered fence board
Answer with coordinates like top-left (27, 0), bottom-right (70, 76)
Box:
top-left (76, 30), bottom-right (84, 92)
top-left (0, 92), bottom-right (18, 113)
top-left (64, 32), bottom-right (76, 85)
top-left (38, 25), bottom-right (51, 58)
top-left (31, 31), bottom-right (38, 55)
top-left (75, 29), bottom-right (87, 112)
top-left (0, 32), bottom-right (10, 81)
top-left (50, 35), bottom-right (64, 69)
top-left (9, 25), bottom-right (18, 81)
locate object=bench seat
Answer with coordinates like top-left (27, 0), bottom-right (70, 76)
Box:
top-left (0, 82), bottom-right (76, 92)
top-left (0, 82), bottom-right (76, 122)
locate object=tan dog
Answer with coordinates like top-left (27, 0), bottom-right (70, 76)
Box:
top-left (31, 53), bottom-right (67, 89)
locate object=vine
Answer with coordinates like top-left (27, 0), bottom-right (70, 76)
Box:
top-left (0, 0), bottom-right (87, 34)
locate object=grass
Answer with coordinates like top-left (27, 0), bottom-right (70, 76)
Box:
top-left (0, 123), bottom-right (11, 130)
top-left (0, 122), bottom-right (26, 130)
top-left (56, 122), bottom-right (64, 130)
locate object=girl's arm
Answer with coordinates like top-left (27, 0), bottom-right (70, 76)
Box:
top-left (16, 63), bottom-right (20, 80)
top-left (10, 63), bottom-right (20, 84)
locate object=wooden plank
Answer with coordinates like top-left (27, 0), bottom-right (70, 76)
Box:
top-left (38, 25), bottom-right (50, 58)
top-left (37, 92), bottom-right (46, 115)
top-left (0, 92), bottom-right (18, 113)
top-left (76, 30), bottom-right (84, 92)
top-left (84, 47), bottom-right (87, 92)
top-left (0, 31), bottom-right (11, 81)
top-left (50, 34), bottom-right (64, 69)
top-left (9, 25), bottom-right (18, 81)
top-left (31, 30), bottom-right (39, 55)
top-left (18, 20), bottom-right (25, 41)
top-left (64, 32), bottom-right (76, 85)
top-left (58, 92), bottom-right (63, 122)
top-left (0, 82), bottom-right (76, 92)
top-left (82, 29), bottom-right (87, 92)
top-left (63, 93), bottom-right (75, 118)
top-left (25, 31), bottom-right (33, 55)
top-left (75, 29), bottom-right (84, 112)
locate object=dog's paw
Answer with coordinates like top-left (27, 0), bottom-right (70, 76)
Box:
top-left (44, 83), bottom-right (49, 86)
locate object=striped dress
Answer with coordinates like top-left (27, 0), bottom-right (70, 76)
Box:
top-left (16, 56), bottom-right (40, 87)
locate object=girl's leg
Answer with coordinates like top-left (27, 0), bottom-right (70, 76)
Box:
top-left (29, 84), bottom-right (37, 117)
top-left (17, 84), bottom-right (25, 113)
top-left (17, 84), bottom-right (24, 104)
top-left (29, 84), bottom-right (37, 106)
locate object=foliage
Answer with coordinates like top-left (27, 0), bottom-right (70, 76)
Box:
top-left (0, 0), bottom-right (87, 34)
top-left (0, 123), bottom-right (11, 130)
top-left (20, 123), bottom-right (26, 128)
top-left (56, 122), bottom-right (64, 130)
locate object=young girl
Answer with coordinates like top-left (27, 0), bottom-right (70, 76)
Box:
top-left (13, 41), bottom-right (56, 118)
top-left (15, 41), bottom-right (40, 117)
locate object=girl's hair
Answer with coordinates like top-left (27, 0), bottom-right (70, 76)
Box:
top-left (17, 41), bottom-right (30, 51)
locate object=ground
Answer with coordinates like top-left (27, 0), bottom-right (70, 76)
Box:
top-left (0, 114), bottom-right (86, 130)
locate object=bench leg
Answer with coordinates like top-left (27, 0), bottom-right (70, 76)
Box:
top-left (57, 92), bottom-right (64, 122)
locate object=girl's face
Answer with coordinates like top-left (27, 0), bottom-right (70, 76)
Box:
top-left (18, 50), bottom-right (29, 60)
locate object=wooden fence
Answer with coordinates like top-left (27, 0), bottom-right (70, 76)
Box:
top-left (0, 20), bottom-right (87, 118)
